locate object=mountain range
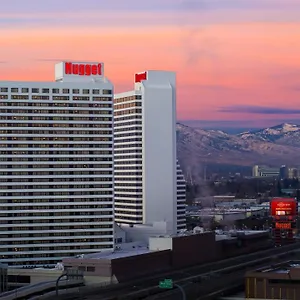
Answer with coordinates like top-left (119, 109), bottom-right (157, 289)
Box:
top-left (177, 123), bottom-right (300, 171)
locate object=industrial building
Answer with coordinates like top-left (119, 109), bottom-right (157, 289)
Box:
top-left (0, 61), bottom-right (114, 266)
top-left (252, 165), bottom-right (299, 179)
top-left (252, 165), bottom-right (280, 178)
top-left (62, 230), bottom-right (270, 284)
top-left (245, 260), bottom-right (300, 299)
top-left (114, 71), bottom-right (186, 233)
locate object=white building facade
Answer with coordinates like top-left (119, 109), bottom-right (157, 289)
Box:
top-left (0, 61), bottom-right (114, 267)
top-left (114, 71), bottom-right (186, 233)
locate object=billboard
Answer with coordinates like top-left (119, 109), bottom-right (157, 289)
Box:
top-left (275, 222), bottom-right (292, 229)
top-left (270, 198), bottom-right (297, 217)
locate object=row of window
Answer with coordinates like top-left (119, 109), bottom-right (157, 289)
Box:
top-left (0, 145), bottom-right (111, 150)
top-left (114, 182), bottom-right (143, 187)
top-left (7, 100), bottom-right (113, 107)
top-left (0, 204), bottom-right (112, 210)
top-left (114, 160), bottom-right (142, 165)
top-left (114, 115), bottom-right (142, 122)
top-left (114, 199), bottom-right (142, 204)
top-left (0, 184), bottom-right (112, 189)
top-left (0, 217), bottom-right (113, 223)
top-left (1, 138), bottom-right (112, 142)
top-left (0, 178), bottom-right (112, 182)
top-left (114, 109), bottom-right (142, 116)
top-left (1, 117), bottom-right (110, 123)
top-left (0, 101), bottom-right (112, 107)
top-left (1, 136), bottom-right (109, 142)
top-left (114, 126), bottom-right (142, 133)
top-left (114, 194), bottom-right (143, 198)
top-left (1, 109), bottom-right (111, 114)
top-left (114, 95), bottom-right (142, 103)
top-left (1, 211), bottom-right (112, 217)
top-left (0, 193), bottom-right (112, 198)
top-left (114, 120), bottom-right (142, 128)
top-left (0, 173), bottom-right (111, 178)
top-left (1, 196), bottom-right (113, 200)
top-left (116, 216), bottom-right (143, 221)
top-left (0, 224), bottom-right (112, 228)
top-left (115, 133), bottom-right (142, 138)
top-left (0, 130), bottom-right (112, 135)
top-left (0, 163), bottom-right (112, 168)
top-left (114, 102), bottom-right (142, 110)
top-left (114, 144), bottom-right (142, 149)
top-left (115, 210), bottom-right (143, 215)
top-left (114, 149), bottom-right (142, 155)
top-left (0, 152), bottom-right (111, 156)
top-left (0, 87), bottom-right (112, 95)
top-left (0, 123), bottom-right (112, 129)
top-left (115, 165), bottom-right (143, 170)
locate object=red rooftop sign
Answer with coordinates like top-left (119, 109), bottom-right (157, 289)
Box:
top-left (65, 62), bottom-right (102, 76)
top-left (135, 72), bottom-right (147, 83)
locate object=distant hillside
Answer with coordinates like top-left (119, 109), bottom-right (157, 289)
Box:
top-left (177, 123), bottom-right (300, 172)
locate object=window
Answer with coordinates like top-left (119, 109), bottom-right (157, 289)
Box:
top-left (87, 266), bottom-right (95, 272)
top-left (22, 88), bottom-right (29, 93)
top-left (11, 88), bottom-right (18, 93)
top-left (72, 89), bottom-right (80, 94)
top-left (73, 96), bottom-right (89, 101)
top-left (52, 88), bottom-right (59, 94)
top-left (63, 89), bottom-right (69, 94)
top-left (103, 89), bottom-right (112, 95)
top-left (93, 89), bottom-right (100, 94)
top-left (42, 88), bottom-right (50, 93)
top-left (32, 88), bottom-right (39, 93)
top-left (0, 88), bottom-right (8, 93)
top-left (82, 89), bottom-right (90, 94)
top-left (269, 279), bottom-right (300, 284)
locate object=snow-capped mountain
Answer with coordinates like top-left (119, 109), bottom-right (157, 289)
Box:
top-left (177, 123), bottom-right (300, 170)
top-left (238, 123), bottom-right (300, 147)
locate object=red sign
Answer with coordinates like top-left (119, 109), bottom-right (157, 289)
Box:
top-left (65, 62), bottom-right (102, 76)
top-left (270, 198), bottom-right (297, 217)
top-left (275, 222), bottom-right (291, 229)
top-left (135, 72), bottom-right (147, 83)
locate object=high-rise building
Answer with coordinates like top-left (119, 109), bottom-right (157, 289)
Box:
top-left (114, 71), bottom-right (186, 233)
top-left (0, 61), bottom-right (114, 267)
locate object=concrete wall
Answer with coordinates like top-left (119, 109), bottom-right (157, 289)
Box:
top-left (111, 250), bottom-right (171, 282)
top-left (63, 258), bottom-right (112, 277)
top-left (119, 221), bottom-right (172, 243)
top-left (114, 224), bottom-right (126, 244)
top-left (215, 232), bottom-right (270, 259)
top-left (8, 268), bottom-right (63, 287)
top-left (171, 232), bottom-right (217, 268)
top-left (149, 237), bottom-right (173, 251)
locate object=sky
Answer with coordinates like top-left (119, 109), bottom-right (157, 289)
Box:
top-left (1, 0), bottom-right (300, 131)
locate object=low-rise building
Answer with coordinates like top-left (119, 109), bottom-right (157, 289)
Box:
top-left (246, 260), bottom-right (300, 299)
top-left (252, 165), bottom-right (280, 178)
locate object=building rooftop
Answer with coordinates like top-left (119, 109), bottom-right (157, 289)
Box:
top-left (68, 242), bottom-right (150, 260)
top-left (256, 261), bottom-right (300, 274)
top-left (186, 207), bottom-right (265, 217)
top-left (215, 230), bottom-right (268, 241)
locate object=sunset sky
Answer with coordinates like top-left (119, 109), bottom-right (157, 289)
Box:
top-left (1, 0), bottom-right (300, 131)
